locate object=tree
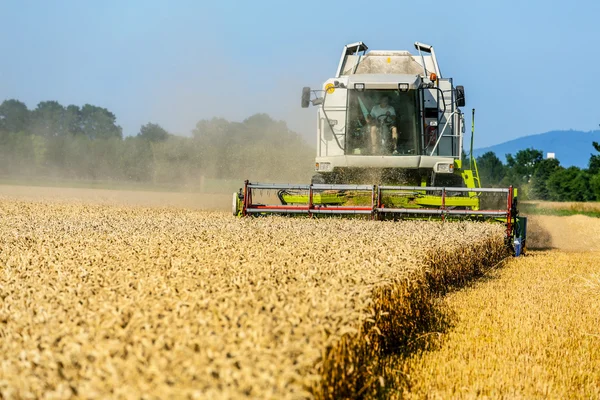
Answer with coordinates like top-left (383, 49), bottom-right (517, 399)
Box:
top-left (0, 99), bottom-right (30, 134)
top-left (476, 151), bottom-right (505, 186)
top-left (63, 105), bottom-right (83, 136)
top-left (530, 158), bottom-right (560, 200)
top-left (546, 167), bottom-right (595, 201)
top-left (30, 101), bottom-right (65, 137)
top-left (590, 142), bottom-right (600, 200)
top-left (504, 148), bottom-right (544, 185)
top-left (80, 104), bottom-right (122, 139)
top-left (591, 174), bottom-right (600, 200)
top-left (589, 141), bottom-right (600, 175)
top-left (0, 98), bottom-right (314, 185)
top-left (138, 122), bottom-right (169, 142)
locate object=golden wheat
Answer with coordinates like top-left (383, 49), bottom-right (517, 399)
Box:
top-left (0, 196), bottom-right (506, 399)
top-left (396, 250), bottom-right (600, 399)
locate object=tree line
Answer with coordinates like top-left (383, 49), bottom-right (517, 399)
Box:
top-left (2, 98), bottom-right (599, 200)
top-left (0, 99), bottom-right (314, 187)
top-left (476, 144), bottom-right (600, 200)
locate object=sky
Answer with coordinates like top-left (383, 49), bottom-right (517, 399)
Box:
top-left (1, 0), bottom-right (599, 148)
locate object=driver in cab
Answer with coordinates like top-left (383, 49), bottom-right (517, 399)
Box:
top-left (366, 95), bottom-right (398, 155)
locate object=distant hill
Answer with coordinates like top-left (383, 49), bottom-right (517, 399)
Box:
top-left (473, 130), bottom-right (600, 168)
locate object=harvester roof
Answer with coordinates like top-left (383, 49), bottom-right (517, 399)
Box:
top-left (341, 52), bottom-right (424, 76)
top-left (346, 73), bottom-right (421, 90)
top-left (336, 41), bottom-right (440, 79)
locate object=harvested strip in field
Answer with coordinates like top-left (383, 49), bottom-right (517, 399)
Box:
top-left (526, 214), bottom-right (600, 252)
top-left (395, 250), bottom-right (600, 399)
top-left (0, 198), bottom-right (505, 399)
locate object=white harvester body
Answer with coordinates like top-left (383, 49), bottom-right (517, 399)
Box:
top-left (303, 41), bottom-right (466, 183)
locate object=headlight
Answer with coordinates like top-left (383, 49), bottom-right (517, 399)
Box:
top-left (398, 83), bottom-right (409, 92)
top-left (354, 83), bottom-right (365, 92)
top-left (435, 163), bottom-right (454, 173)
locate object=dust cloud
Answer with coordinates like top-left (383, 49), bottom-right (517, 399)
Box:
top-left (526, 215), bottom-right (600, 252)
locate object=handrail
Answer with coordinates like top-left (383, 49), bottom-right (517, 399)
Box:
top-left (429, 109), bottom-right (460, 156)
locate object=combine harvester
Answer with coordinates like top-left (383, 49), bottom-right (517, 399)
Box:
top-left (233, 41), bottom-right (527, 255)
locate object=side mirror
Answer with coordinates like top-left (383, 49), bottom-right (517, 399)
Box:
top-left (456, 86), bottom-right (466, 107)
top-left (301, 87), bottom-right (311, 108)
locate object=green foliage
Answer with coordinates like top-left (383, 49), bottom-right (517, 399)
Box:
top-left (63, 105), bottom-right (83, 136)
top-left (504, 148), bottom-right (543, 186)
top-left (476, 151), bottom-right (505, 186)
top-left (588, 142), bottom-right (600, 200)
top-left (481, 145), bottom-right (598, 201)
top-left (30, 101), bottom-right (65, 137)
top-left (591, 174), bottom-right (600, 200)
top-left (138, 123), bottom-right (169, 142)
top-left (79, 104), bottom-right (122, 139)
top-left (546, 167), bottom-right (595, 201)
top-left (0, 99), bottom-right (314, 188)
top-left (530, 158), bottom-right (560, 200)
top-left (0, 99), bottom-right (123, 140)
top-left (0, 99), bottom-right (30, 134)
top-left (589, 141), bottom-right (600, 175)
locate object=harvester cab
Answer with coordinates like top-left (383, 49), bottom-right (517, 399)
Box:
top-left (303, 41), bottom-right (467, 187)
top-left (234, 41), bottom-right (527, 256)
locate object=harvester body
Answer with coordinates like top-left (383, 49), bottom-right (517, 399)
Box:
top-left (234, 41), bottom-right (527, 256)
top-left (308, 41), bottom-right (467, 186)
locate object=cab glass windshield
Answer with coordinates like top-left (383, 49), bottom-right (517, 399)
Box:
top-left (346, 89), bottom-right (420, 156)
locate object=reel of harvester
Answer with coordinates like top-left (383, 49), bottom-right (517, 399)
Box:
top-left (233, 181), bottom-right (527, 256)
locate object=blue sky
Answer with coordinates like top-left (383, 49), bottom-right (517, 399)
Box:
top-left (1, 0), bottom-right (599, 147)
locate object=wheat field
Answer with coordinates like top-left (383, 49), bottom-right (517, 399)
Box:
top-left (379, 214), bottom-right (600, 399)
top-left (397, 250), bottom-right (600, 399)
top-left (0, 189), bottom-right (507, 399)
